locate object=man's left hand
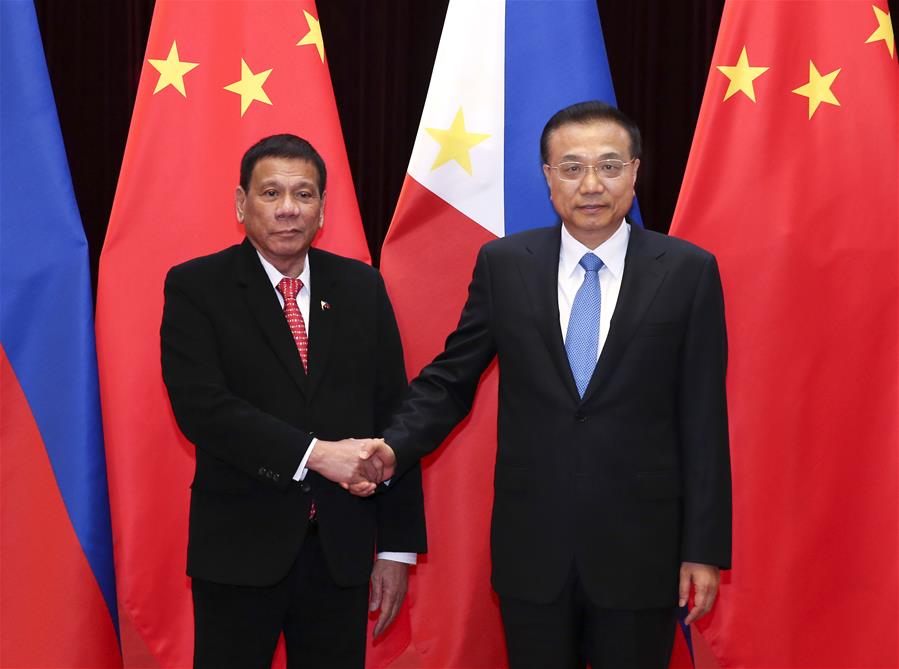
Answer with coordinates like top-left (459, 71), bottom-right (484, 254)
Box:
top-left (370, 559), bottom-right (408, 637)
top-left (679, 561), bottom-right (720, 625)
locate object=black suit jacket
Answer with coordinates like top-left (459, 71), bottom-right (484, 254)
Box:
top-left (161, 239), bottom-right (426, 588)
top-left (384, 224), bottom-right (730, 608)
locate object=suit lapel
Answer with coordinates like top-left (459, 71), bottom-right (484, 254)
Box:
top-left (235, 239), bottom-right (309, 396)
top-left (306, 248), bottom-right (336, 398)
top-left (583, 224), bottom-right (667, 399)
top-left (517, 227), bottom-right (582, 401)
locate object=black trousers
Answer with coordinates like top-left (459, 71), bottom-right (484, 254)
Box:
top-left (499, 565), bottom-right (677, 669)
top-left (192, 530), bottom-right (369, 669)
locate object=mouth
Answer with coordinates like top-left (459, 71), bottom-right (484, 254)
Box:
top-left (577, 203), bottom-right (607, 213)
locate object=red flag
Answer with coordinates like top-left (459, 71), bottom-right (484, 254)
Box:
top-left (95, 2), bottom-right (368, 666)
top-left (670, 1), bottom-right (897, 667)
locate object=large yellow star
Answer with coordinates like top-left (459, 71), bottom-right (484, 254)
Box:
top-left (296, 10), bottom-right (325, 62)
top-left (791, 60), bottom-right (841, 119)
top-left (716, 46), bottom-right (769, 102)
top-left (425, 107), bottom-right (491, 175)
top-left (148, 41), bottom-right (198, 97)
top-left (224, 59), bottom-right (273, 117)
top-left (865, 6), bottom-right (894, 58)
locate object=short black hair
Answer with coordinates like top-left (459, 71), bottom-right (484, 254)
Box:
top-left (540, 101), bottom-right (642, 163)
top-left (239, 134), bottom-right (327, 193)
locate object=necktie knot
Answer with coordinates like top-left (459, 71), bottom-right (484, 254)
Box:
top-left (579, 252), bottom-right (603, 274)
top-left (277, 277), bottom-right (303, 301)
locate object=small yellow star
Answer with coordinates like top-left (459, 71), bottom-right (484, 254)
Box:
top-left (792, 60), bottom-right (841, 119)
top-left (296, 10), bottom-right (325, 63)
top-left (224, 59), bottom-right (273, 117)
top-left (148, 41), bottom-right (198, 97)
top-left (716, 46), bottom-right (769, 102)
top-left (865, 6), bottom-right (894, 58)
top-left (425, 107), bottom-right (491, 175)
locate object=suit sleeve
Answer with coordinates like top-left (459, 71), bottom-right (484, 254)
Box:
top-left (372, 274), bottom-right (428, 554)
top-left (383, 245), bottom-right (498, 478)
top-left (677, 253), bottom-right (732, 568)
top-left (161, 267), bottom-right (311, 490)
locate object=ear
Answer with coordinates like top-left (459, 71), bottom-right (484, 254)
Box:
top-left (318, 192), bottom-right (326, 228)
top-left (542, 164), bottom-right (553, 195)
top-left (630, 159), bottom-right (641, 190)
top-left (235, 186), bottom-right (247, 223)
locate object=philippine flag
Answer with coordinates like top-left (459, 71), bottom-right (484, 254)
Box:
top-left (378, 2), bottom-right (663, 667)
top-left (0, 2), bottom-right (120, 667)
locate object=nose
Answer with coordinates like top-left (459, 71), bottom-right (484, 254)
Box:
top-left (276, 194), bottom-right (301, 217)
top-left (579, 166), bottom-right (605, 193)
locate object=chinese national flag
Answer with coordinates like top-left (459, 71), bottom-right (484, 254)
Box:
top-left (95, 2), bottom-right (371, 667)
top-left (670, 1), bottom-right (897, 667)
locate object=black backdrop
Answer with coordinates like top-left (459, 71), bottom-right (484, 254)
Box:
top-left (34, 0), bottom-right (730, 285)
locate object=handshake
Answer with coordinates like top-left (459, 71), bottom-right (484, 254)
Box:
top-left (307, 437), bottom-right (398, 496)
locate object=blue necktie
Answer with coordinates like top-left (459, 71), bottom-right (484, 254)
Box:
top-left (566, 253), bottom-right (603, 398)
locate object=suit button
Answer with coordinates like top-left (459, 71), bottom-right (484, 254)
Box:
top-left (574, 411), bottom-right (586, 422)
top-left (273, 473), bottom-right (280, 482)
top-left (266, 471), bottom-right (274, 479)
top-left (258, 467), bottom-right (266, 476)
top-left (301, 482), bottom-right (312, 493)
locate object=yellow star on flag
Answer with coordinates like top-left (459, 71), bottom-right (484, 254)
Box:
top-left (148, 41), bottom-right (198, 97)
top-left (791, 60), bottom-right (841, 119)
top-left (716, 46), bottom-right (769, 102)
top-left (425, 107), bottom-right (491, 175)
top-left (296, 10), bottom-right (325, 62)
top-left (865, 6), bottom-right (895, 58)
top-left (224, 59), bottom-right (273, 117)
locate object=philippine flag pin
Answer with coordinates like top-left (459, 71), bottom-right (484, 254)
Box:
top-left (321, 300), bottom-right (331, 310)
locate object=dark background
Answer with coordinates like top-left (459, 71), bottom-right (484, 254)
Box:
top-left (32, 1), bottom-right (896, 286)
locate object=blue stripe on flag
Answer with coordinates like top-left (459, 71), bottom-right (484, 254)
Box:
top-left (503, 0), bottom-right (641, 236)
top-left (0, 0), bottom-right (119, 631)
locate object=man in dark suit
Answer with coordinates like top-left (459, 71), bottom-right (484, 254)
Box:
top-left (355, 101), bottom-right (731, 668)
top-left (161, 134), bottom-right (426, 669)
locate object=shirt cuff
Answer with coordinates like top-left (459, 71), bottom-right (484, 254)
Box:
top-left (294, 438), bottom-right (317, 481)
top-left (376, 552), bottom-right (417, 565)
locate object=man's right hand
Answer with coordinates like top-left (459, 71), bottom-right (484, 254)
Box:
top-left (343, 440), bottom-right (397, 496)
top-left (306, 438), bottom-right (389, 495)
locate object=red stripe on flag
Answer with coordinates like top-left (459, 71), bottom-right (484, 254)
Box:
top-left (1, 348), bottom-right (121, 668)
top-left (380, 176), bottom-right (507, 668)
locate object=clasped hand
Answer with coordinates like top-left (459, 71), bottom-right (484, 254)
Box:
top-left (307, 437), bottom-right (397, 496)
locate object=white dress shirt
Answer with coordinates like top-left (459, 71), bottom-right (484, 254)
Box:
top-left (557, 220), bottom-right (630, 360)
top-left (257, 251), bottom-right (416, 564)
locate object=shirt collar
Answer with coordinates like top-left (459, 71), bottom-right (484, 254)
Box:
top-left (256, 250), bottom-right (311, 291)
top-left (559, 220), bottom-right (630, 279)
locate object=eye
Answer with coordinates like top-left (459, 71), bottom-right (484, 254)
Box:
top-left (560, 162), bottom-right (582, 176)
top-left (263, 189), bottom-right (278, 198)
top-left (599, 161), bottom-right (623, 176)
top-left (297, 191), bottom-right (314, 202)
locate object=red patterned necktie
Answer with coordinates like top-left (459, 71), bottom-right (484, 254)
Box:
top-left (276, 277), bottom-right (308, 373)
top-left (276, 277), bottom-right (316, 520)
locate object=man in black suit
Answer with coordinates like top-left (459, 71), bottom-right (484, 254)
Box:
top-left (161, 134), bottom-right (426, 669)
top-left (354, 102), bottom-right (731, 668)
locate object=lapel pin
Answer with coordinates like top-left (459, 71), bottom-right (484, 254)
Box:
top-left (321, 300), bottom-right (330, 310)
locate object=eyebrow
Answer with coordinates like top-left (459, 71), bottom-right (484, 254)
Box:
top-left (560, 151), bottom-right (624, 161)
top-left (256, 178), bottom-right (316, 189)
